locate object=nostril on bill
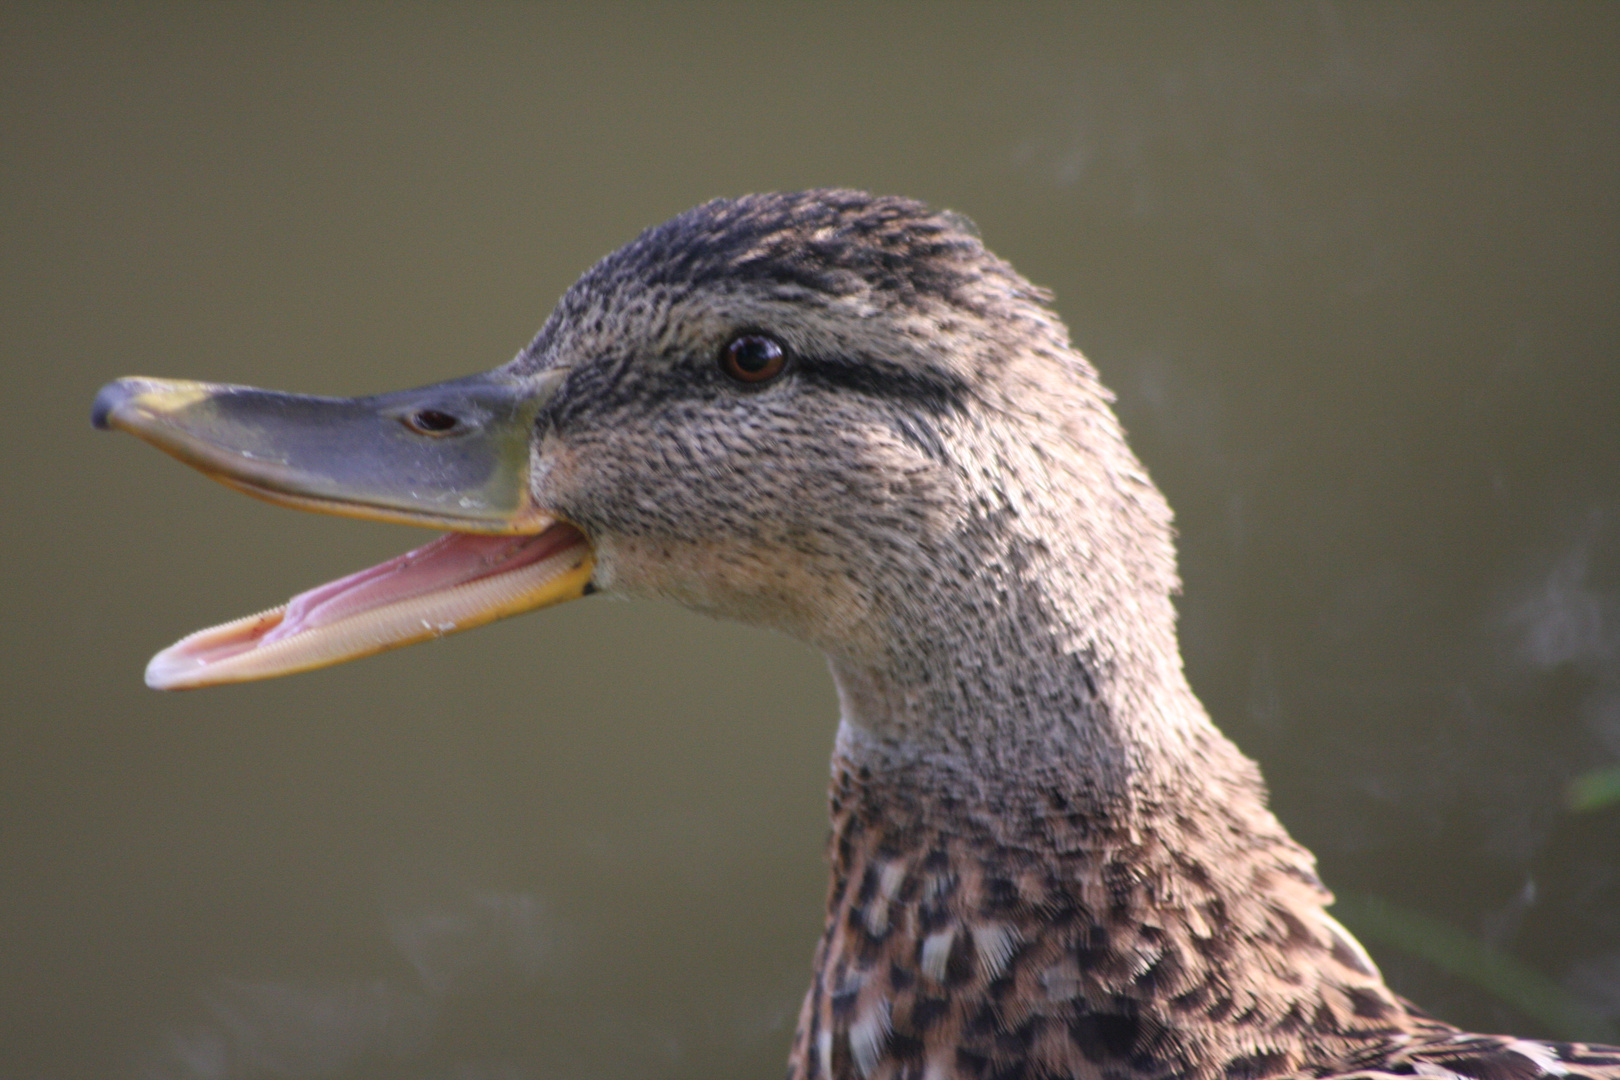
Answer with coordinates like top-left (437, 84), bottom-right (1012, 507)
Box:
top-left (405, 409), bottom-right (460, 434)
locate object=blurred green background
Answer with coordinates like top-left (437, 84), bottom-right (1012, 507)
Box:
top-left (2, 4), bottom-right (1616, 1077)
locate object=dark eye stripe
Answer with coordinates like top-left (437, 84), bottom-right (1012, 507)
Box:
top-left (547, 344), bottom-right (968, 432)
top-left (791, 353), bottom-right (968, 417)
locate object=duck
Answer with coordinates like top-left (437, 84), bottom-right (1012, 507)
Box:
top-left (92, 190), bottom-right (1620, 1080)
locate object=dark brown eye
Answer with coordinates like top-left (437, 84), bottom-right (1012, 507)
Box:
top-left (720, 333), bottom-right (787, 384)
top-left (404, 408), bottom-right (460, 435)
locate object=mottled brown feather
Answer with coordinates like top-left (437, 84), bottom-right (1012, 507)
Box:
top-left (497, 191), bottom-right (1619, 1080)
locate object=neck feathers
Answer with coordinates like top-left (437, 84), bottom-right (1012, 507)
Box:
top-left (801, 361), bottom-right (1418, 1077)
top-left (821, 330), bottom-right (1213, 774)
top-left (788, 735), bottom-right (1410, 1080)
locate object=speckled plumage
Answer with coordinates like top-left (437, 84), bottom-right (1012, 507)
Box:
top-left (141, 191), bottom-right (1573, 1079)
top-left (492, 191), bottom-right (1620, 1080)
top-left (794, 744), bottom-right (1620, 1080)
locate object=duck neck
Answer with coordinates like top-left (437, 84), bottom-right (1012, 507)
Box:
top-left (796, 556), bottom-right (1407, 1080)
top-left (819, 500), bottom-right (1317, 889)
top-left (824, 526), bottom-right (1233, 820)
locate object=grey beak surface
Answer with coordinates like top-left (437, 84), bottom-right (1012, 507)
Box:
top-left (92, 369), bottom-right (569, 533)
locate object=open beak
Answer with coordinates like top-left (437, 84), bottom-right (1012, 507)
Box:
top-left (92, 369), bottom-right (592, 690)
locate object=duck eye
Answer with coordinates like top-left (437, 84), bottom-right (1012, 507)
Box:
top-left (403, 408), bottom-right (460, 435)
top-left (720, 333), bottom-right (788, 384)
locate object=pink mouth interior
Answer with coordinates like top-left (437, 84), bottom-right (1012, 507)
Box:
top-left (259, 526), bottom-right (582, 646)
top-left (165, 524), bottom-right (586, 679)
top-left (144, 521), bottom-right (592, 690)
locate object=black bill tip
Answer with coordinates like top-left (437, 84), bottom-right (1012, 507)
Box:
top-left (91, 378), bottom-right (135, 429)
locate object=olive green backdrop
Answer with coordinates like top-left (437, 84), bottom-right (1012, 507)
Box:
top-left (2, 4), bottom-right (1616, 1077)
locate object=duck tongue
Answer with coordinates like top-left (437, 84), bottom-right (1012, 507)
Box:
top-left (145, 523), bottom-right (592, 690)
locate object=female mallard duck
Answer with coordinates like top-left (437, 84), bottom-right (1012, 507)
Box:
top-left (94, 191), bottom-right (1619, 1080)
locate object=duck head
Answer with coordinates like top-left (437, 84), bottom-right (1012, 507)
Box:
top-left (94, 190), bottom-right (1183, 761)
